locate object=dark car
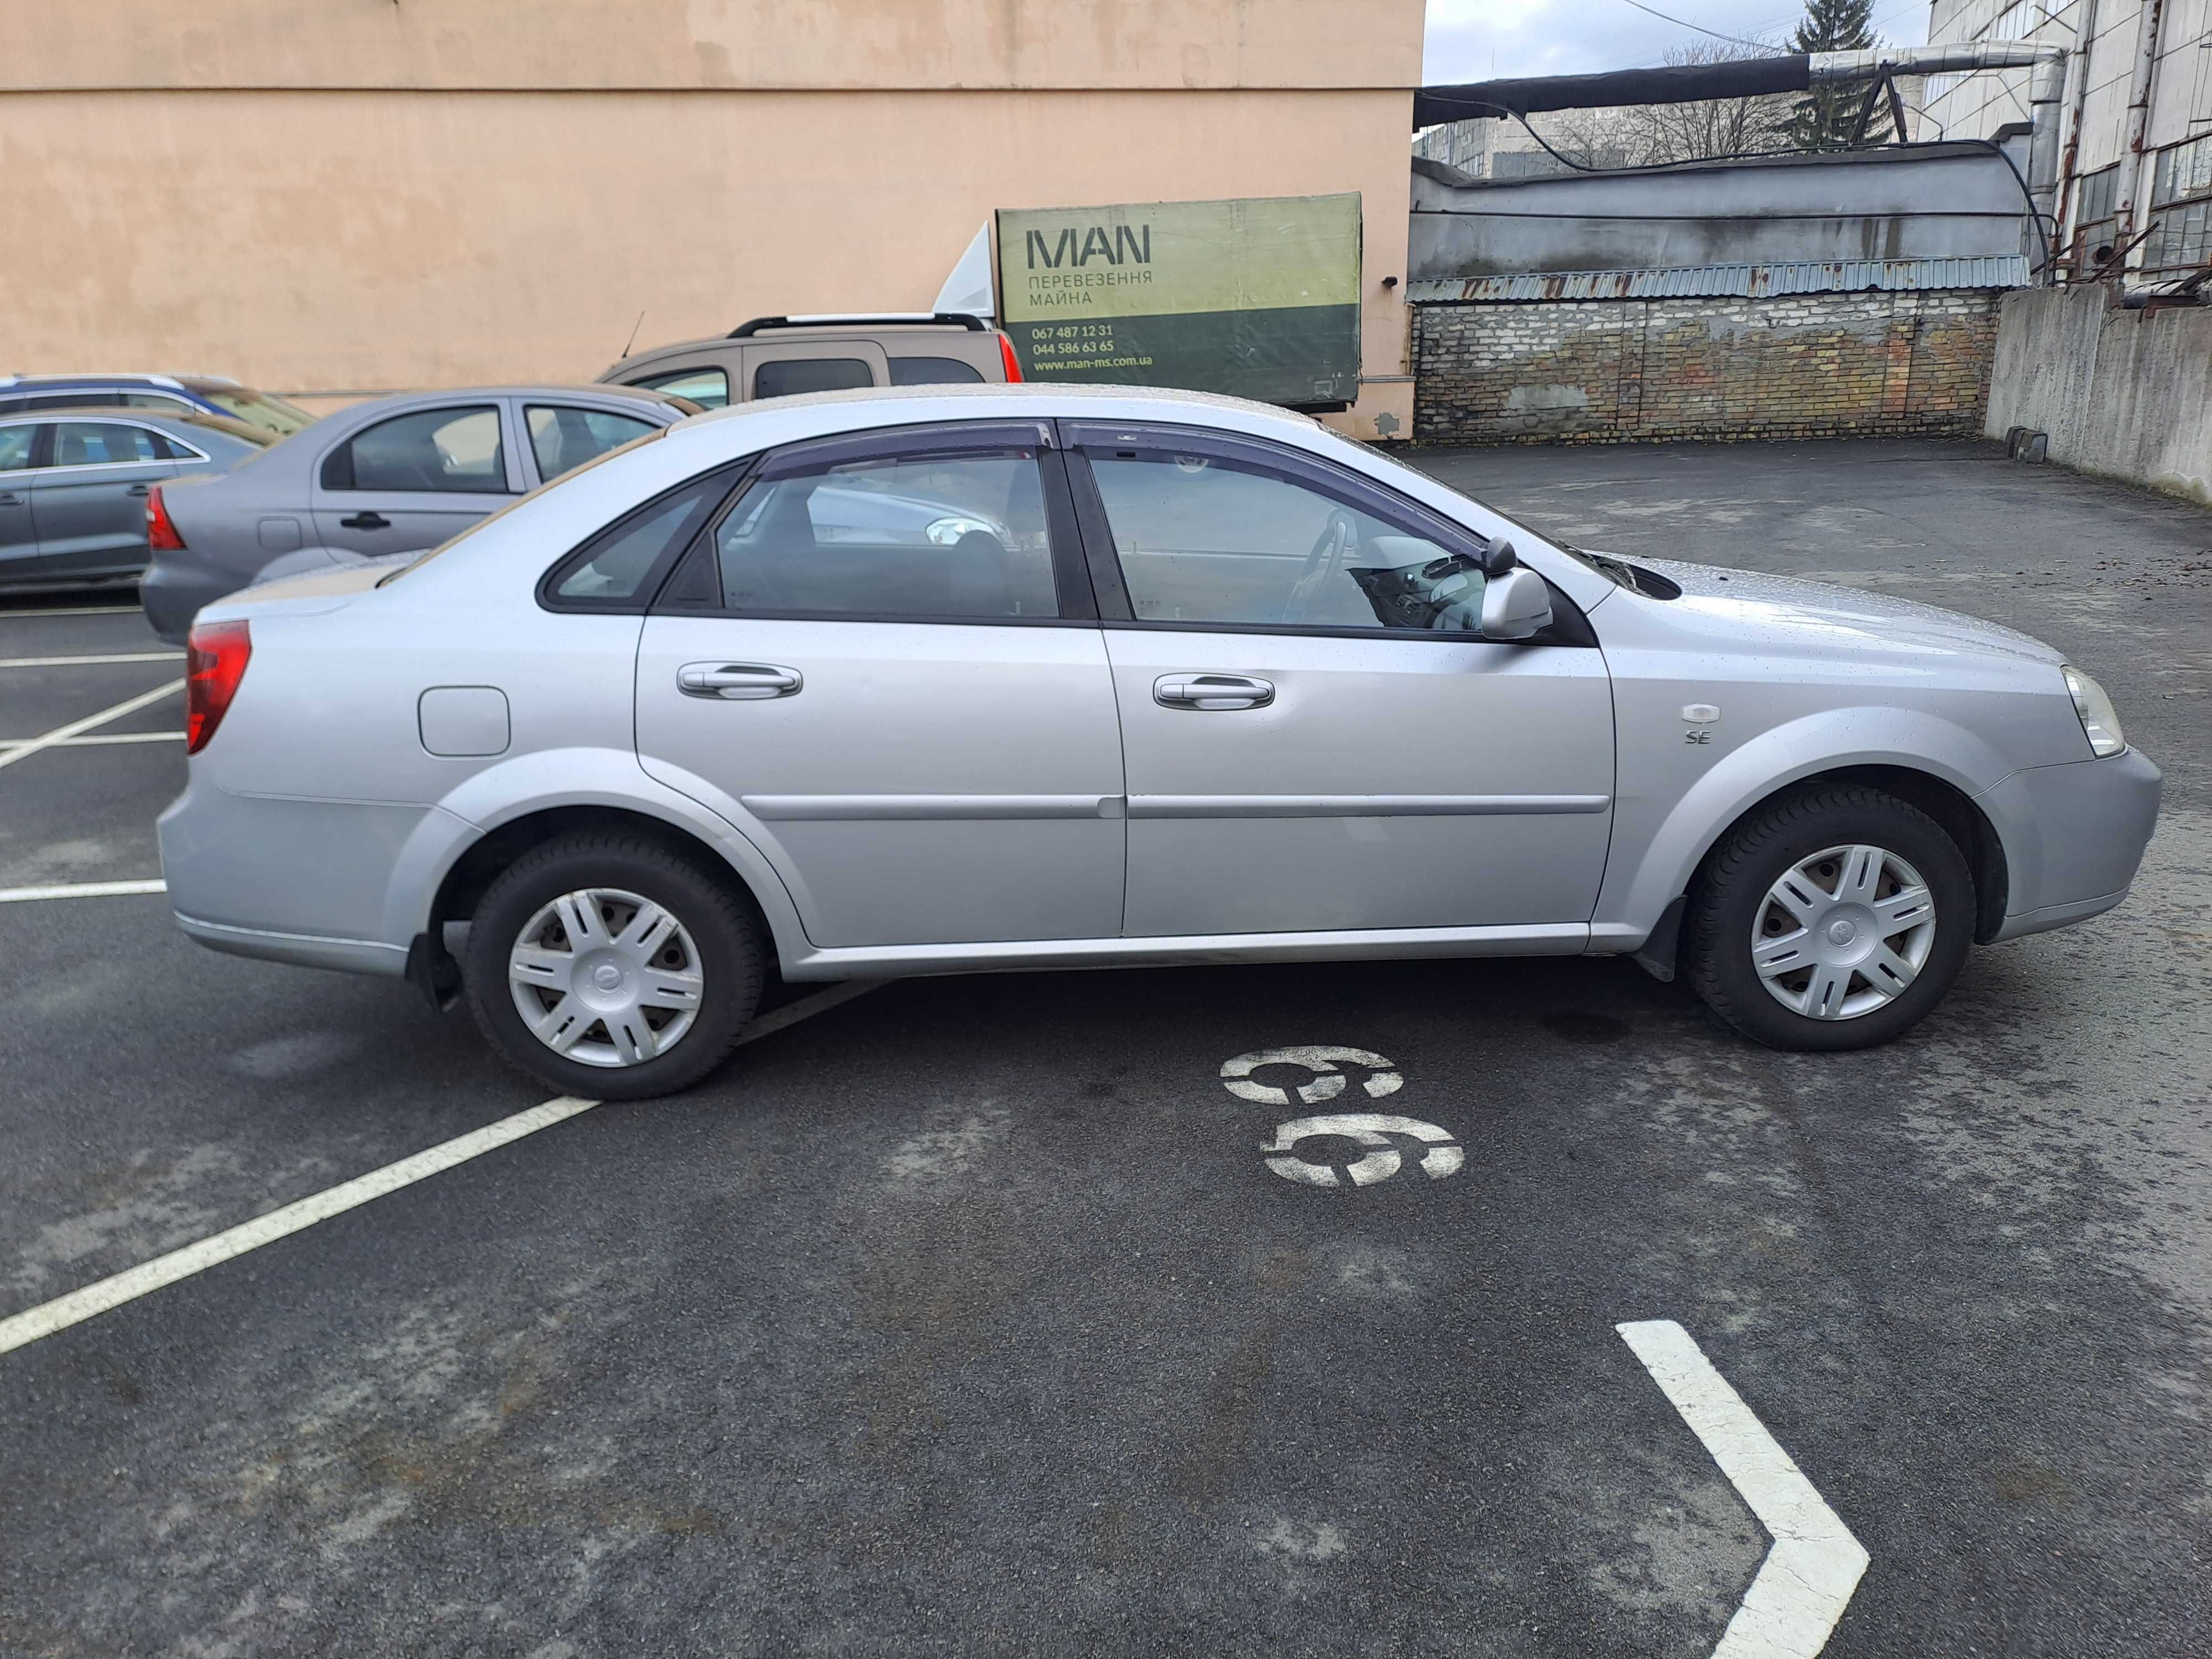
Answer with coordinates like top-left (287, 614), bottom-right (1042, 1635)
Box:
top-left (0, 407), bottom-right (274, 594)
top-left (0, 373), bottom-right (316, 438)
top-left (142, 383), bottom-right (697, 643)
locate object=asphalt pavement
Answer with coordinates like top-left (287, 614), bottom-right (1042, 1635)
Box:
top-left (1, 439), bottom-right (2207, 1658)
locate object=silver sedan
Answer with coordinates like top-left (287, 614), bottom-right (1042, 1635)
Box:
top-left (156, 386), bottom-right (2161, 1098)
top-left (139, 384), bottom-right (698, 643)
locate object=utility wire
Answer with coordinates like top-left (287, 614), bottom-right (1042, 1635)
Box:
top-left (1613, 0), bottom-right (1783, 51)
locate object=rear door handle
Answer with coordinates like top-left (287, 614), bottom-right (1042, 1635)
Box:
top-left (678, 662), bottom-right (803, 701)
top-left (125, 483), bottom-right (150, 497)
top-left (340, 511), bottom-right (391, 530)
top-left (0, 492), bottom-right (20, 506)
top-left (1154, 673), bottom-right (1275, 711)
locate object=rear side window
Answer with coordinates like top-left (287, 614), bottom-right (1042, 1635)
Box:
top-left (0, 425), bottom-right (37, 471)
top-left (525, 405), bottom-right (658, 482)
top-left (322, 405), bottom-right (507, 493)
top-left (53, 422), bottom-right (161, 465)
top-left (545, 467), bottom-right (735, 607)
top-left (753, 358), bottom-right (873, 399)
top-left (121, 392), bottom-right (199, 415)
top-left (632, 367), bottom-right (728, 409)
top-left (888, 356), bottom-right (986, 386)
top-left (147, 431), bottom-right (203, 461)
top-left (30, 391), bottom-right (123, 410)
top-left (711, 446), bottom-right (1057, 619)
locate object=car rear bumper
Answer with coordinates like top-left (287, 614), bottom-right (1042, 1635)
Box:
top-left (158, 769), bottom-right (435, 974)
top-left (1981, 746), bottom-right (2161, 943)
top-left (139, 554), bottom-right (236, 645)
top-left (171, 910), bottom-right (409, 976)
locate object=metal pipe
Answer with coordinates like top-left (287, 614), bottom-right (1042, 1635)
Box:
top-left (2114, 0), bottom-right (2168, 267)
top-left (1813, 44), bottom-right (2068, 273)
top-left (2055, 0), bottom-right (2103, 273)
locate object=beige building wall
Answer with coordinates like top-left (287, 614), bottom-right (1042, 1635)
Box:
top-left (2, 0), bottom-right (1424, 438)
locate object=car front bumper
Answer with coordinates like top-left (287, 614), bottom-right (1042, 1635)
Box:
top-left (1981, 746), bottom-right (2162, 943)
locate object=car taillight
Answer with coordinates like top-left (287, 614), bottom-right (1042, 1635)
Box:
top-left (184, 620), bottom-right (251, 754)
top-left (997, 331), bottom-right (1023, 383)
top-left (145, 485), bottom-right (186, 551)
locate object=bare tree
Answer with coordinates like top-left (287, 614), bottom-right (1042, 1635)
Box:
top-left (1531, 41), bottom-right (1800, 169)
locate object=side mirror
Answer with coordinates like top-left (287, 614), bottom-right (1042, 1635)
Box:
top-left (1477, 538), bottom-right (1519, 578)
top-left (1479, 566), bottom-right (1553, 641)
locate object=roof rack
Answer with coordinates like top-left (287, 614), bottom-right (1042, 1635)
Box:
top-left (727, 312), bottom-right (988, 339)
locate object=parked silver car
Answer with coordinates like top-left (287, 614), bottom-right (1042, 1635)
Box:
top-left (158, 385), bottom-right (2161, 1098)
top-left (139, 384), bottom-right (697, 643)
top-left (0, 407), bottom-right (273, 593)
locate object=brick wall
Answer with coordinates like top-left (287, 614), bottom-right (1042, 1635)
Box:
top-left (1412, 289), bottom-right (2001, 444)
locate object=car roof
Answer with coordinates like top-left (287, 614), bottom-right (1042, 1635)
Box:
top-left (0, 403), bottom-right (270, 438)
top-left (679, 379), bottom-right (1325, 436)
top-left (346, 384), bottom-right (693, 407)
top-left (0, 373), bottom-right (231, 391)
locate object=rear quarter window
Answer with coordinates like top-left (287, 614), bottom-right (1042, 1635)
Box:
top-left (888, 356), bottom-right (986, 386)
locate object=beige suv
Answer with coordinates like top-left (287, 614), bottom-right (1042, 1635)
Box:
top-left (599, 314), bottom-right (1020, 409)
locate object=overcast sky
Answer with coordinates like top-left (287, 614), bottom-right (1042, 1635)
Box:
top-left (1424, 0), bottom-right (1933, 82)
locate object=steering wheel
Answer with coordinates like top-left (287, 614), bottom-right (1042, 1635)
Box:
top-left (1280, 509), bottom-right (1359, 624)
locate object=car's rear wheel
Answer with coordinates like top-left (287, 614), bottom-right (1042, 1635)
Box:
top-left (463, 833), bottom-right (764, 1099)
top-left (1684, 784), bottom-right (1974, 1051)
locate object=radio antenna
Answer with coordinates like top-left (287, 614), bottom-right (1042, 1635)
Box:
top-left (619, 309), bottom-right (646, 359)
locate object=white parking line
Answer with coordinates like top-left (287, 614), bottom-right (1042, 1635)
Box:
top-left (0, 651), bottom-right (182, 670)
top-left (0, 679), bottom-right (184, 773)
top-left (0, 604), bottom-right (142, 618)
top-left (0, 878), bottom-right (168, 903)
top-left (0, 980), bottom-right (883, 1358)
top-left (1618, 1319), bottom-right (1870, 1659)
top-left (0, 730), bottom-right (181, 749)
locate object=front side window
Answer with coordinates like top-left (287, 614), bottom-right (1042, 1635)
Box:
top-left (325, 405), bottom-right (506, 493)
top-left (1082, 443), bottom-right (1485, 632)
top-left (753, 358), bottom-right (874, 399)
top-left (52, 422), bottom-right (162, 466)
top-left (0, 425), bottom-right (38, 471)
top-left (525, 405), bottom-right (658, 482)
top-left (712, 445), bottom-right (1057, 619)
top-left (633, 367), bottom-right (729, 409)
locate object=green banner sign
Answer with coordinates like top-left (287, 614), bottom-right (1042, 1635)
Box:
top-left (994, 193), bottom-right (1362, 408)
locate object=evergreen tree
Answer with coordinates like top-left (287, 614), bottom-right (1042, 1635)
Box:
top-left (1778, 0), bottom-right (1880, 149)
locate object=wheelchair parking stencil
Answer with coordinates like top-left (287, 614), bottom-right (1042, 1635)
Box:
top-left (1218, 1046), bottom-right (1404, 1106)
top-left (1260, 1112), bottom-right (1464, 1187)
top-left (1220, 1049), bottom-right (1459, 1188)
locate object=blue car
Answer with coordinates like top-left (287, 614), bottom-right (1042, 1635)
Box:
top-left (0, 373), bottom-right (315, 438)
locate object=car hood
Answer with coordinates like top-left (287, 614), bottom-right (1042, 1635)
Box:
top-left (1619, 555), bottom-right (2065, 667)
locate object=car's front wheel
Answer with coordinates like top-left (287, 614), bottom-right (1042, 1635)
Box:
top-left (1684, 784), bottom-right (1974, 1051)
top-left (463, 833), bottom-right (765, 1099)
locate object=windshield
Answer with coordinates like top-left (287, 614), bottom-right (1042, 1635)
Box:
top-left (197, 388), bottom-right (317, 437)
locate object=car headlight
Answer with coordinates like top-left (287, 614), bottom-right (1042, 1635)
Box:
top-left (925, 515), bottom-right (991, 545)
top-left (2062, 665), bottom-right (2127, 758)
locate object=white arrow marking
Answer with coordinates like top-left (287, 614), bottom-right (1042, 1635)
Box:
top-left (1618, 1319), bottom-right (1869, 1659)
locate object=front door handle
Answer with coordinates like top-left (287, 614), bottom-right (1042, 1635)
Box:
top-left (1154, 672), bottom-right (1275, 711)
top-left (340, 511), bottom-right (391, 530)
top-left (678, 662), bottom-right (803, 701)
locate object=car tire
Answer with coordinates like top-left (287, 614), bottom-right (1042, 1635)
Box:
top-left (1684, 784), bottom-right (1974, 1052)
top-left (463, 832), bottom-right (765, 1100)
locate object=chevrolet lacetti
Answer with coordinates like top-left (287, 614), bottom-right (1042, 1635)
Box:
top-left (158, 385), bottom-right (2161, 1099)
